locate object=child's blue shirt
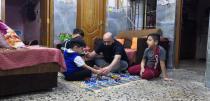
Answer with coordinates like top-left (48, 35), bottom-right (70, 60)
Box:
top-left (63, 49), bottom-right (85, 76)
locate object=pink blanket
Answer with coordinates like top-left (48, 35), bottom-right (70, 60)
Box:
top-left (0, 46), bottom-right (66, 71)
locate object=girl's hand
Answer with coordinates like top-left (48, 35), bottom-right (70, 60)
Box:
top-left (140, 68), bottom-right (145, 76)
top-left (163, 77), bottom-right (173, 81)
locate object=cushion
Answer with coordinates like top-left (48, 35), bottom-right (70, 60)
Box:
top-left (125, 48), bottom-right (137, 65)
top-left (131, 37), bottom-right (138, 50)
top-left (116, 38), bottom-right (125, 45)
top-left (124, 39), bottom-right (132, 48)
top-left (0, 21), bottom-right (25, 48)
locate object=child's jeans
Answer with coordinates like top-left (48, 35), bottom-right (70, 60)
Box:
top-left (64, 68), bottom-right (92, 81)
top-left (128, 64), bottom-right (161, 80)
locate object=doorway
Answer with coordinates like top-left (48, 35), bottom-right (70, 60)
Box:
top-left (2, 0), bottom-right (53, 47)
top-left (176, 0), bottom-right (210, 68)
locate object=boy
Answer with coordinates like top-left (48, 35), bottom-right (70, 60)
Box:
top-left (128, 33), bottom-right (171, 80)
top-left (72, 28), bottom-right (84, 40)
top-left (61, 28), bottom-right (86, 51)
top-left (63, 38), bottom-right (101, 81)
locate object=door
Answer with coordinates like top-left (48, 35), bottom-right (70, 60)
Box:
top-left (77, 0), bottom-right (107, 50)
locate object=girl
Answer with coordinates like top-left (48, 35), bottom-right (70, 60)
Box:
top-left (128, 33), bottom-right (171, 80)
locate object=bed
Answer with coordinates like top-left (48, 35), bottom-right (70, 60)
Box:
top-left (0, 46), bottom-right (66, 96)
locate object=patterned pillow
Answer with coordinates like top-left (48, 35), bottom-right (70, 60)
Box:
top-left (0, 33), bottom-right (10, 48)
top-left (131, 37), bottom-right (138, 50)
top-left (0, 21), bottom-right (25, 48)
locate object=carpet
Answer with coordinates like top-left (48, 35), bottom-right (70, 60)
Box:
top-left (72, 73), bottom-right (141, 92)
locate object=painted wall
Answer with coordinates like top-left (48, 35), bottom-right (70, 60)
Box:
top-left (205, 13), bottom-right (210, 88)
top-left (53, 0), bottom-right (77, 46)
top-left (156, 0), bottom-right (176, 68)
top-left (5, 0), bottom-right (41, 42)
top-left (23, 2), bottom-right (41, 43)
top-left (6, 5), bottom-right (24, 40)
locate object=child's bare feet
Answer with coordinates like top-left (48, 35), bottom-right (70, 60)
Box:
top-left (163, 77), bottom-right (173, 81)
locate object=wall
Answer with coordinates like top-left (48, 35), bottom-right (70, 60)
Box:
top-left (6, 5), bottom-right (24, 40)
top-left (195, 1), bottom-right (210, 59)
top-left (205, 13), bottom-right (210, 88)
top-left (5, 0), bottom-right (41, 42)
top-left (53, 0), bottom-right (77, 45)
top-left (23, 2), bottom-right (41, 42)
top-left (156, 0), bottom-right (176, 68)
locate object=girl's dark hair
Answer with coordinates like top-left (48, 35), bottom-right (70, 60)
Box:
top-left (73, 28), bottom-right (84, 37)
top-left (147, 33), bottom-right (160, 44)
top-left (66, 39), bottom-right (86, 49)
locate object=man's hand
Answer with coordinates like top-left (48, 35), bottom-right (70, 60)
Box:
top-left (101, 67), bottom-right (112, 75)
top-left (140, 68), bottom-right (145, 76)
top-left (94, 69), bottom-right (103, 74)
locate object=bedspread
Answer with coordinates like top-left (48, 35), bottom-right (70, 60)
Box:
top-left (0, 46), bottom-right (66, 71)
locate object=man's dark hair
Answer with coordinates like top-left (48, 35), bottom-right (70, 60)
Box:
top-left (147, 33), bottom-right (160, 44)
top-left (65, 38), bottom-right (86, 49)
top-left (73, 28), bottom-right (84, 37)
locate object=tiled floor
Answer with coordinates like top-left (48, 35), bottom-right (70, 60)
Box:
top-left (178, 59), bottom-right (206, 75)
top-left (1, 60), bottom-right (210, 101)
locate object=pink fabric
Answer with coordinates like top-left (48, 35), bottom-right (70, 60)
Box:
top-left (0, 46), bottom-right (66, 71)
top-left (0, 21), bottom-right (25, 48)
top-left (125, 48), bottom-right (136, 64)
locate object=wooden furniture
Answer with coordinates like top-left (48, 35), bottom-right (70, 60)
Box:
top-left (0, 47), bottom-right (64, 97)
top-left (0, 63), bottom-right (60, 97)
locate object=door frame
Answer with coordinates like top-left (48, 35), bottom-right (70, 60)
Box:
top-left (40, 0), bottom-right (54, 47)
top-left (174, 0), bottom-right (183, 67)
top-left (1, 0), bottom-right (5, 21)
top-left (1, 0), bottom-right (54, 47)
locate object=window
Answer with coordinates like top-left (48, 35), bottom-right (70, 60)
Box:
top-left (145, 0), bottom-right (157, 29)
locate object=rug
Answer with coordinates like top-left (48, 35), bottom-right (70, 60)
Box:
top-left (72, 73), bottom-right (141, 92)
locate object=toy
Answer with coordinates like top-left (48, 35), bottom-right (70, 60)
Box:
top-left (110, 75), bottom-right (121, 82)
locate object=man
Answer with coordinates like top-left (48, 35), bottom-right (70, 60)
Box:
top-left (87, 32), bottom-right (128, 75)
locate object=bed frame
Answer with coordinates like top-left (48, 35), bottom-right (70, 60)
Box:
top-left (0, 63), bottom-right (60, 97)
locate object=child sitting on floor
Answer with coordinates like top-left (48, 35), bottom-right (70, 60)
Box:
top-left (128, 33), bottom-right (172, 80)
top-left (63, 38), bottom-right (102, 81)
